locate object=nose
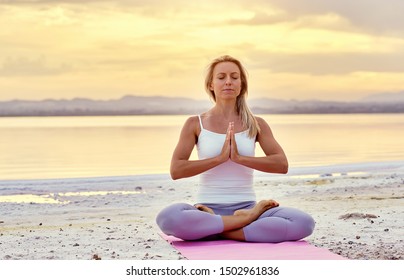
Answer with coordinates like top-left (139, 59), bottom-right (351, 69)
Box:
top-left (225, 76), bottom-right (232, 85)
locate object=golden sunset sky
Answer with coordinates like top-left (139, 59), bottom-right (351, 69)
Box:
top-left (1, 0), bottom-right (404, 101)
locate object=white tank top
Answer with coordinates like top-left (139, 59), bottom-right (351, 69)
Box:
top-left (196, 115), bottom-right (256, 204)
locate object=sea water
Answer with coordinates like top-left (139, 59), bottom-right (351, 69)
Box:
top-left (0, 114), bottom-right (403, 181)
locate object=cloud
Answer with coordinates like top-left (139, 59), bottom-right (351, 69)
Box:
top-left (266, 0), bottom-right (404, 36)
top-left (4, 0), bottom-right (404, 37)
top-left (1, 0), bottom-right (403, 101)
top-left (221, 0), bottom-right (404, 38)
top-left (0, 0), bottom-right (183, 6)
top-left (247, 51), bottom-right (404, 75)
top-left (0, 0), bottom-right (107, 3)
top-left (0, 56), bottom-right (71, 76)
top-left (227, 11), bottom-right (291, 26)
top-left (225, 10), bottom-right (355, 37)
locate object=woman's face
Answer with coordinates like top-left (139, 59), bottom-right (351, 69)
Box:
top-left (210, 62), bottom-right (242, 100)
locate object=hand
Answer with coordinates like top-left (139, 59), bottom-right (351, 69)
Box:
top-left (218, 122), bottom-right (232, 163)
top-left (229, 122), bottom-right (240, 163)
top-left (219, 122), bottom-right (241, 163)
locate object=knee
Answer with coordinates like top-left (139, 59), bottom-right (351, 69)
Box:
top-left (284, 209), bottom-right (315, 241)
top-left (297, 212), bottom-right (315, 239)
top-left (156, 203), bottom-right (194, 237)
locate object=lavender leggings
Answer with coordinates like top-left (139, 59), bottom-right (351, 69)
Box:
top-left (156, 201), bottom-right (315, 242)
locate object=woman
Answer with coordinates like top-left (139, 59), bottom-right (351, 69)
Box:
top-left (156, 55), bottom-right (315, 242)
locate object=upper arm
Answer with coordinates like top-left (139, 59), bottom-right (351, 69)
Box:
top-left (256, 117), bottom-right (286, 158)
top-left (171, 116), bottom-right (199, 162)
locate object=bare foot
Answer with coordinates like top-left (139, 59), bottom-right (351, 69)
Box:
top-left (234, 199), bottom-right (279, 220)
top-left (195, 204), bottom-right (215, 214)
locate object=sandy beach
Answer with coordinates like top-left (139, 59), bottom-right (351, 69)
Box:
top-left (0, 161), bottom-right (403, 260)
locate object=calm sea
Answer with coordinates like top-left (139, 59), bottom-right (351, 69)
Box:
top-left (0, 114), bottom-right (403, 181)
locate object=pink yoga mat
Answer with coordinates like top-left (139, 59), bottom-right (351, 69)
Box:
top-left (161, 234), bottom-right (346, 260)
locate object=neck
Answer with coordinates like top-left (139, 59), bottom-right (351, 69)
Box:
top-left (211, 100), bottom-right (238, 119)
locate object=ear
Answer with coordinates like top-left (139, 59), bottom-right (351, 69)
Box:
top-left (209, 82), bottom-right (214, 91)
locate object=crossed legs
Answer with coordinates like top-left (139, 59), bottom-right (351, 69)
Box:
top-left (156, 201), bottom-right (315, 242)
top-left (195, 200), bottom-right (279, 241)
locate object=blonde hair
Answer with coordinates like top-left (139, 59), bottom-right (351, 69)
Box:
top-left (204, 55), bottom-right (260, 138)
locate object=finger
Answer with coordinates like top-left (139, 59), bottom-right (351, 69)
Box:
top-left (226, 122), bottom-right (233, 140)
top-left (230, 123), bottom-right (236, 141)
top-left (227, 122), bottom-right (232, 133)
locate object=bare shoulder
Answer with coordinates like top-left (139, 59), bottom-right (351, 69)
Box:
top-left (255, 115), bottom-right (266, 124)
top-left (182, 115), bottom-right (201, 135)
top-left (184, 115), bottom-right (199, 127)
top-left (255, 115), bottom-right (274, 141)
top-left (255, 116), bottom-right (271, 130)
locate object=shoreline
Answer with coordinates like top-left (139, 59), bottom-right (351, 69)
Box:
top-left (2, 159), bottom-right (403, 184)
top-left (0, 161), bottom-right (403, 260)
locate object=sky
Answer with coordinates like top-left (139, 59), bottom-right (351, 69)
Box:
top-left (1, 0), bottom-right (404, 102)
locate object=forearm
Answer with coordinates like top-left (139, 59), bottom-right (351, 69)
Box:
top-left (170, 156), bottom-right (224, 180)
top-left (235, 154), bottom-right (288, 174)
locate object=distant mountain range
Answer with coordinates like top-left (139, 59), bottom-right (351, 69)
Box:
top-left (1, 92), bottom-right (404, 116)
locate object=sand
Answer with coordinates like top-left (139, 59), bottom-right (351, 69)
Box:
top-left (0, 161), bottom-right (403, 260)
